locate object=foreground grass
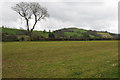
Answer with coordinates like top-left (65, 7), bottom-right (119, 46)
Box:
top-left (2, 41), bottom-right (118, 78)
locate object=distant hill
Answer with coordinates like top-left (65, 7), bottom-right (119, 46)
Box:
top-left (0, 27), bottom-right (119, 41)
top-left (53, 28), bottom-right (115, 39)
top-left (54, 28), bottom-right (120, 40)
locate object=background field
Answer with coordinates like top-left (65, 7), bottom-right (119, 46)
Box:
top-left (1, 27), bottom-right (119, 41)
top-left (2, 41), bottom-right (118, 78)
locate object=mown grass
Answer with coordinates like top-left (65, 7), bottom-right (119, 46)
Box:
top-left (2, 40), bottom-right (118, 78)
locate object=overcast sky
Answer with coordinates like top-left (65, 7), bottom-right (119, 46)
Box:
top-left (0, 0), bottom-right (119, 33)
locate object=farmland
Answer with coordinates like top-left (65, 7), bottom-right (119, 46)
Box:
top-left (1, 27), bottom-right (119, 41)
top-left (2, 40), bottom-right (118, 78)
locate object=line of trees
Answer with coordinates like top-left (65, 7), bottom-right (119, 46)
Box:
top-left (2, 33), bottom-right (119, 42)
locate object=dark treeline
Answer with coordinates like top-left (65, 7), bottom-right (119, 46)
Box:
top-left (2, 34), bottom-right (119, 42)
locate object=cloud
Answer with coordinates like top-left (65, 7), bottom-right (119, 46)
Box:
top-left (0, 0), bottom-right (119, 33)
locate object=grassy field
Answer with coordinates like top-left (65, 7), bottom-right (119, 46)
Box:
top-left (2, 40), bottom-right (118, 78)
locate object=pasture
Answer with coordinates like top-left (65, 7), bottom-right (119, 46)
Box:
top-left (2, 41), bottom-right (118, 78)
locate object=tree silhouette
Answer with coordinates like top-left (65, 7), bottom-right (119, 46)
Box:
top-left (12, 2), bottom-right (49, 40)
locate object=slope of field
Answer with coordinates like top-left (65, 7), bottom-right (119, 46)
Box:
top-left (2, 41), bottom-right (118, 78)
top-left (53, 28), bottom-right (117, 39)
top-left (1, 27), bottom-right (49, 37)
top-left (97, 32), bottom-right (113, 38)
top-left (2, 27), bottom-right (26, 35)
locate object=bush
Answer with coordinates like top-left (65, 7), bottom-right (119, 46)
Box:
top-left (49, 33), bottom-right (55, 39)
top-left (2, 35), bottom-right (18, 41)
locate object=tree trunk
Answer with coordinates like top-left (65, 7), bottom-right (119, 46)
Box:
top-left (28, 31), bottom-right (32, 41)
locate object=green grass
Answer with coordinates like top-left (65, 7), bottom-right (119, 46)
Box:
top-left (97, 32), bottom-right (113, 38)
top-left (2, 28), bottom-right (26, 35)
top-left (2, 41), bottom-right (118, 78)
top-left (1, 28), bottom-right (49, 38)
top-left (89, 34), bottom-right (96, 39)
top-left (69, 28), bottom-right (87, 33)
top-left (64, 32), bottom-right (83, 38)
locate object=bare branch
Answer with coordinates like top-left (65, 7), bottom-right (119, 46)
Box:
top-left (12, 2), bottom-right (49, 40)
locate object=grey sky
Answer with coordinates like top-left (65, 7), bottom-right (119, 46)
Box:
top-left (0, 0), bottom-right (119, 33)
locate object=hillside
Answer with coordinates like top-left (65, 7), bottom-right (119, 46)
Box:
top-left (1, 27), bottom-right (119, 41)
top-left (53, 28), bottom-right (115, 39)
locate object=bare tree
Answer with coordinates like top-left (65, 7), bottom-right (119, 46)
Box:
top-left (12, 2), bottom-right (49, 40)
